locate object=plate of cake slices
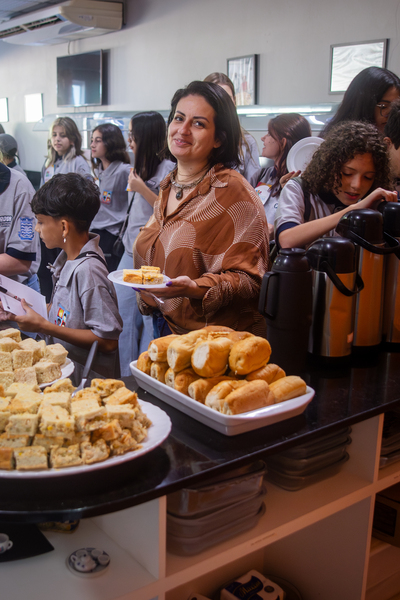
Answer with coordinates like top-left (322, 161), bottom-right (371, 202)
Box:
top-left (0, 378), bottom-right (171, 477)
top-left (108, 267), bottom-right (171, 289)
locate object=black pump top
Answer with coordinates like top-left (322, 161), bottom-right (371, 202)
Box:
top-left (336, 209), bottom-right (384, 245)
top-left (378, 201), bottom-right (400, 237)
top-left (274, 248), bottom-right (311, 273)
top-left (306, 237), bottom-right (357, 273)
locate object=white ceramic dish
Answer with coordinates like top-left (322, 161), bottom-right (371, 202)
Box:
top-left (39, 358), bottom-right (75, 390)
top-left (130, 361), bottom-right (315, 436)
top-left (286, 136), bottom-right (324, 173)
top-left (0, 400), bottom-right (171, 478)
top-left (108, 270), bottom-right (170, 289)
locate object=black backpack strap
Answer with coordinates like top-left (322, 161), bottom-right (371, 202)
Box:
top-left (75, 251), bottom-right (109, 271)
top-left (292, 176), bottom-right (311, 223)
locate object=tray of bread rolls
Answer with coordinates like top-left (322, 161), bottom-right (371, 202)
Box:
top-left (130, 326), bottom-right (315, 436)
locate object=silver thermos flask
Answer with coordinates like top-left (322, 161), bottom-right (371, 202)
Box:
top-left (306, 237), bottom-right (364, 361)
top-left (336, 209), bottom-right (397, 351)
top-left (378, 201), bottom-right (400, 343)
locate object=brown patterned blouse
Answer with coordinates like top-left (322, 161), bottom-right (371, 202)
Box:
top-left (134, 164), bottom-right (270, 335)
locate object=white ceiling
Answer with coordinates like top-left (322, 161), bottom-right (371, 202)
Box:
top-left (0, 1), bottom-right (63, 23)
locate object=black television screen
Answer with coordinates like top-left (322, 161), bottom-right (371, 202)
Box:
top-left (57, 50), bottom-right (102, 107)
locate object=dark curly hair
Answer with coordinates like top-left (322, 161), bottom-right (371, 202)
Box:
top-left (302, 121), bottom-right (392, 196)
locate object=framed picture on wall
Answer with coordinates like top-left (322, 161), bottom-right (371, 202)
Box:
top-left (227, 54), bottom-right (258, 105)
top-left (329, 39), bottom-right (388, 93)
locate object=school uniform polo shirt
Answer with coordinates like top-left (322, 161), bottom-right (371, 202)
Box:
top-left (91, 161), bottom-right (132, 236)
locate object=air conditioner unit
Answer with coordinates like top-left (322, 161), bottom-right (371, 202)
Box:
top-left (0, 0), bottom-right (123, 46)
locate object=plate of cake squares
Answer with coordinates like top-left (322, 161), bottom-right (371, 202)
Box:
top-left (108, 265), bottom-right (170, 289)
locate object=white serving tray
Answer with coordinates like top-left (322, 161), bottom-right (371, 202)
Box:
top-left (130, 361), bottom-right (315, 436)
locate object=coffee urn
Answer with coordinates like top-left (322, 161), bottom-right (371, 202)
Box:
top-left (336, 209), bottom-right (397, 350)
top-left (378, 201), bottom-right (400, 343)
top-left (258, 248), bottom-right (313, 375)
top-left (306, 237), bottom-right (364, 361)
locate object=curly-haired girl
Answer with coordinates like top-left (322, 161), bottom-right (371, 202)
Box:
top-left (275, 121), bottom-right (397, 249)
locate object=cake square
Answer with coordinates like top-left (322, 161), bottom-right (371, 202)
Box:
top-left (0, 337), bottom-right (21, 352)
top-left (44, 378), bottom-right (75, 394)
top-left (63, 432), bottom-right (90, 446)
top-left (130, 420), bottom-right (148, 443)
top-left (0, 410), bottom-right (10, 432)
top-left (5, 382), bottom-right (41, 397)
top-left (70, 398), bottom-right (100, 415)
top-left (0, 447), bottom-right (14, 470)
top-left (90, 378), bottom-right (125, 398)
top-left (74, 405), bottom-right (108, 432)
top-left (0, 433), bottom-right (31, 448)
top-left (5, 412), bottom-right (39, 436)
top-left (103, 387), bottom-right (138, 406)
top-left (50, 444), bottom-right (82, 468)
top-left (39, 392), bottom-right (71, 412)
top-left (0, 351), bottom-right (13, 372)
top-left (80, 440), bottom-right (110, 464)
top-left (91, 419), bottom-right (122, 442)
top-left (105, 405), bottom-right (137, 429)
top-left (39, 406), bottom-right (75, 439)
top-left (0, 372), bottom-right (14, 390)
top-left (0, 328), bottom-right (21, 342)
top-left (44, 344), bottom-right (68, 366)
top-left (14, 446), bottom-right (48, 471)
top-left (12, 349), bottom-right (33, 370)
top-left (14, 366), bottom-right (37, 386)
top-left (8, 397), bottom-right (41, 414)
top-left (33, 433), bottom-right (64, 451)
top-left (35, 361), bottom-right (61, 384)
top-left (0, 397), bottom-right (10, 411)
top-left (19, 338), bottom-right (46, 364)
top-left (70, 389), bottom-right (101, 404)
top-left (109, 430), bottom-right (138, 456)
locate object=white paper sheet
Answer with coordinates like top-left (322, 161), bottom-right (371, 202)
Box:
top-left (0, 274), bottom-right (47, 320)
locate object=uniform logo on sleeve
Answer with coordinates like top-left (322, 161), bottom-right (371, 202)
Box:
top-left (56, 304), bottom-right (69, 327)
top-left (101, 190), bottom-right (112, 204)
top-left (18, 217), bottom-right (35, 240)
top-left (0, 215), bottom-right (12, 228)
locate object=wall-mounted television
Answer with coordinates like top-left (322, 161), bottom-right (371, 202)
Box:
top-left (57, 50), bottom-right (103, 107)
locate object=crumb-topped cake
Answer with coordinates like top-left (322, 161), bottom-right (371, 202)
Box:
top-left (0, 378), bottom-right (151, 471)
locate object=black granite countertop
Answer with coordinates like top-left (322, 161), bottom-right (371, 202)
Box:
top-left (0, 348), bottom-right (399, 522)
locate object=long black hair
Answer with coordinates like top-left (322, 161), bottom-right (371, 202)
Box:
top-left (321, 67), bottom-right (400, 137)
top-left (166, 80), bottom-right (241, 169)
top-left (130, 112), bottom-right (166, 182)
top-left (91, 123), bottom-right (130, 168)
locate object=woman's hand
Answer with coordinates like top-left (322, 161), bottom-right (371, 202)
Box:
top-left (134, 276), bottom-right (206, 303)
top-left (12, 299), bottom-right (48, 333)
top-left (280, 170), bottom-right (301, 189)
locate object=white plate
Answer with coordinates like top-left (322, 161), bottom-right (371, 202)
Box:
top-left (0, 400), bottom-right (171, 478)
top-left (286, 137), bottom-right (324, 173)
top-left (130, 362), bottom-right (315, 436)
top-left (108, 270), bottom-right (171, 289)
top-left (39, 358), bottom-right (75, 390)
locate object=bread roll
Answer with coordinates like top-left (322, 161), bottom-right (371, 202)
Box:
top-left (205, 380), bottom-right (248, 409)
top-left (167, 329), bottom-right (208, 371)
top-left (191, 337), bottom-right (234, 378)
top-left (227, 331), bottom-right (254, 343)
top-left (246, 363), bottom-right (286, 384)
top-left (148, 334), bottom-right (179, 362)
top-left (150, 361), bottom-right (169, 383)
top-left (229, 336), bottom-right (272, 375)
top-left (188, 376), bottom-right (236, 403)
top-left (174, 368), bottom-right (200, 395)
top-left (211, 380), bottom-right (275, 415)
top-left (137, 351), bottom-right (152, 375)
top-left (203, 325), bottom-right (234, 333)
top-left (269, 375), bottom-right (307, 403)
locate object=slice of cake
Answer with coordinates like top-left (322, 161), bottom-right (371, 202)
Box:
top-left (80, 440), bottom-right (110, 464)
top-left (70, 389), bottom-right (101, 404)
top-left (14, 446), bottom-right (48, 471)
top-left (63, 432), bottom-right (90, 446)
top-left (33, 433), bottom-right (64, 451)
top-left (44, 344), bottom-right (68, 366)
top-left (103, 387), bottom-right (138, 406)
top-left (91, 419), bottom-right (122, 442)
top-left (105, 405), bottom-right (137, 429)
top-left (50, 444), bottom-right (82, 468)
top-left (5, 412), bottom-right (39, 436)
top-left (14, 366), bottom-right (37, 386)
top-left (0, 337), bottom-right (20, 352)
top-left (109, 430), bottom-right (138, 456)
top-left (12, 349), bottom-right (33, 370)
top-left (0, 372), bottom-right (14, 390)
top-left (44, 378), bottom-right (76, 394)
top-left (0, 433), bottom-right (31, 448)
top-left (0, 447), bottom-right (14, 470)
top-left (35, 361), bottom-right (62, 384)
top-left (8, 397), bottom-right (41, 415)
top-left (0, 328), bottom-right (21, 342)
top-left (90, 378), bottom-right (125, 398)
top-left (39, 406), bottom-right (75, 439)
top-left (39, 391), bottom-right (71, 412)
top-left (5, 382), bottom-right (41, 397)
top-left (0, 351), bottom-right (13, 372)
top-left (122, 269), bottom-right (143, 284)
top-left (74, 405), bottom-right (108, 432)
top-left (19, 338), bottom-right (46, 364)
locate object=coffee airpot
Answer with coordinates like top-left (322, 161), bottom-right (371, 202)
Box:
top-left (306, 237), bottom-right (364, 360)
top-left (378, 201), bottom-right (400, 343)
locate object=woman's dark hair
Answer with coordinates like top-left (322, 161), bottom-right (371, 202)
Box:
top-left (167, 80), bottom-right (241, 169)
top-left (130, 112), bottom-right (166, 181)
top-left (321, 67), bottom-right (400, 137)
top-left (302, 121), bottom-right (392, 195)
top-left (91, 123), bottom-right (130, 167)
top-left (204, 72), bottom-right (236, 100)
top-left (31, 172), bottom-right (100, 232)
top-left (384, 98), bottom-right (400, 149)
top-left (267, 113), bottom-right (311, 196)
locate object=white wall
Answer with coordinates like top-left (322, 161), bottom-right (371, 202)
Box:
top-left (1, 0), bottom-right (400, 171)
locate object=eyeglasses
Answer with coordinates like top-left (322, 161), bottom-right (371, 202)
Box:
top-left (376, 101), bottom-right (392, 117)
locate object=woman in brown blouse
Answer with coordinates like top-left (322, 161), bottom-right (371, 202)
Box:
top-left (133, 80), bottom-right (270, 336)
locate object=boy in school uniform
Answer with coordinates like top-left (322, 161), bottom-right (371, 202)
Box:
top-left (7, 173), bottom-right (123, 377)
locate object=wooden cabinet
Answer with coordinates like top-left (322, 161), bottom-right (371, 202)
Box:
top-left (3, 413), bottom-right (400, 600)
